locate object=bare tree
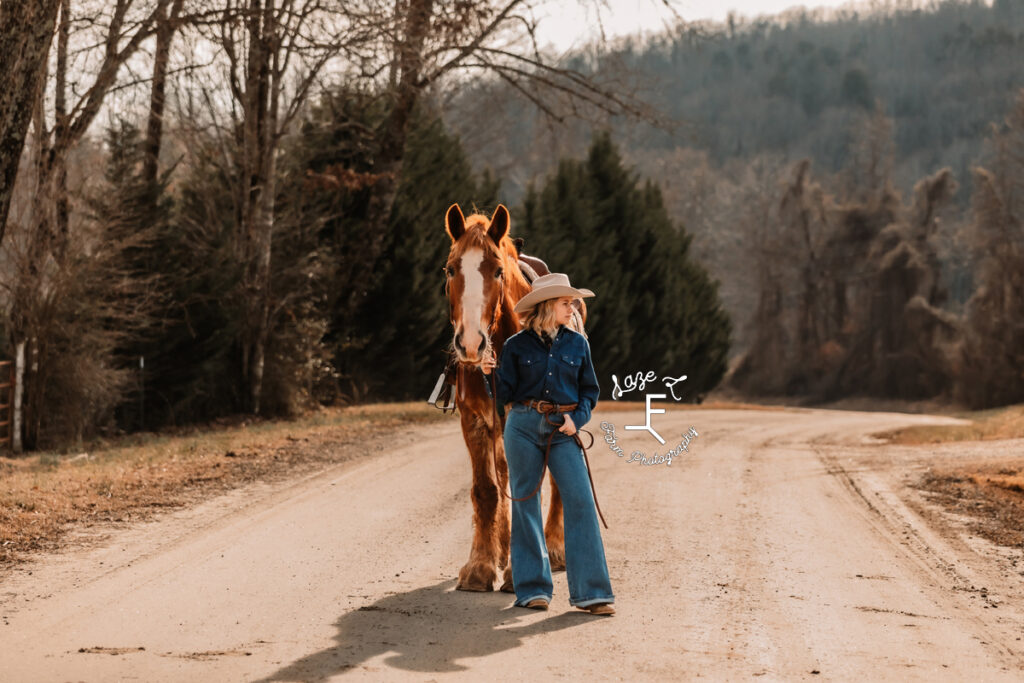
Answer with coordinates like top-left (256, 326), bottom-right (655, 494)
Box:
top-left (185, 0), bottom-right (354, 413)
top-left (353, 0), bottom-right (662, 248)
top-left (842, 167), bottom-right (959, 399)
top-left (732, 113), bottom-right (961, 402)
top-left (25, 0), bottom-right (175, 260)
top-left (958, 91), bottom-right (1024, 409)
top-left (4, 0), bottom-right (175, 449)
top-left (0, 0), bottom-right (63, 244)
top-left (842, 100), bottom-right (895, 204)
top-left (143, 0), bottom-right (186, 185)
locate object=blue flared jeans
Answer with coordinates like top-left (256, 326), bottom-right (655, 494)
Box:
top-left (503, 402), bottom-right (615, 608)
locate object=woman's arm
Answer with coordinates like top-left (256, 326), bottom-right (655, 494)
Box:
top-left (495, 342), bottom-right (518, 419)
top-left (568, 339), bottom-right (600, 429)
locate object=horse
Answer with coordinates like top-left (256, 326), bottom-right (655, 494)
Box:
top-left (443, 202), bottom-right (586, 592)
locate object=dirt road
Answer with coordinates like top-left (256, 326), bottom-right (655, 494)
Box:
top-left (3, 406), bottom-right (1024, 681)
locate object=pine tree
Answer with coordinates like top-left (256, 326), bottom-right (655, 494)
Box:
top-left (88, 121), bottom-right (173, 430)
top-left (284, 90), bottom-right (501, 402)
top-left (355, 115), bottom-right (500, 398)
top-left (519, 131), bottom-right (732, 400)
top-left (142, 130), bottom-right (246, 425)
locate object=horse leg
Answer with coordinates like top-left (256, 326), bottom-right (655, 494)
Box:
top-left (493, 435), bottom-right (514, 592)
top-left (456, 413), bottom-right (502, 591)
top-left (544, 477), bottom-right (566, 571)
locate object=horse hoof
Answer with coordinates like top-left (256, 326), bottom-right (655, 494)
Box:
top-left (499, 567), bottom-right (515, 593)
top-left (547, 546), bottom-right (566, 572)
top-left (457, 561), bottom-right (496, 592)
top-left (456, 582), bottom-right (492, 592)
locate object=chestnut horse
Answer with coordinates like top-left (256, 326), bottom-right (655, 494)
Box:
top-left (444, 203), bottom-right (584, 592)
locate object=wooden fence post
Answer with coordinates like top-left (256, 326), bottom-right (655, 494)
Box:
top-left (13, 341), bottom-right (23, 453)
top-left (0, 359), bottom-right (13, 450)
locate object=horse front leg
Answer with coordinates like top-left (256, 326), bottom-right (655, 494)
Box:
top-left (545, 478), bottom-right (566, 571)
top-left (456, 413), bottom-right (503, 591)
top-left (493, 435), bottom-right (514, 592)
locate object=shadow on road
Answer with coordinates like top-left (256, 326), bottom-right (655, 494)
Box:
top-left (254, 579), bottom-right (595, 680)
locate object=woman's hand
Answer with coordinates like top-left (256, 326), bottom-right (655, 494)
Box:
top-left (559, 413), bottom-right (577, 436)
top-left (480, 356), bottom-right (497, 375)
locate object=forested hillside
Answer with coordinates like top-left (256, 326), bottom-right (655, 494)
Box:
top-left (449, 0), bottom-right (1024, 393)
top-left (453, 0), bottom-right (1024, 205)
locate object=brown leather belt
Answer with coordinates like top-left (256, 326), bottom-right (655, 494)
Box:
top-left (501, 398), bottom-right (607, 529)
top-left (519, 399), bottom-right (577, 413)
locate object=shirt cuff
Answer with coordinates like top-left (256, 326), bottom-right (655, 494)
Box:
top-left (569, 399), bottom-right (593, 430)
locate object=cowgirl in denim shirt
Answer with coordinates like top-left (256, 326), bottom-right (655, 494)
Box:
top-left (482, 273), bottom-right (615, 616)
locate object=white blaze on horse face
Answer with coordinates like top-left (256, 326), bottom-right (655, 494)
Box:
top-left (459, 248), bottom-right (487, 360)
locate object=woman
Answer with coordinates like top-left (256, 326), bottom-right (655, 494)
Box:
top-left (482, 272), bottom-right (615, 616)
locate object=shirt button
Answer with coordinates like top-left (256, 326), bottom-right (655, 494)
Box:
top-left (548, 372), bottom-right (552, 375)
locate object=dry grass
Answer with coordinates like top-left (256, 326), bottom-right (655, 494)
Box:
top-left (874, 403), bottom-right (1024, 445)
top-left (915, 462), bottom-right (1024, 548)
top-left (0, 403), bottom-right (448, 568)
top-left (888, 404), bottom-right (1024, 549)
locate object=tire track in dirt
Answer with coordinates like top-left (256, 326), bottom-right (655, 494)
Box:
top-left (814, 445), bottom-right (1024, 673)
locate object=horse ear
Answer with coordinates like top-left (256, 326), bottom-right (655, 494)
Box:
top-left (488, 204), bottom-right (509, 244)
top-left (446, 204), bottom-right (466, 241)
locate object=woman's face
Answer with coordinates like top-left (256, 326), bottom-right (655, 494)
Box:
top-left (552, 296), bottom-right (575, 326)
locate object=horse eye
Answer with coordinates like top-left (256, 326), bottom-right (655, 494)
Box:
top-left (445, 265), bottom-right (454, 277)
top-left (495, 267), bottom-right (503, 279)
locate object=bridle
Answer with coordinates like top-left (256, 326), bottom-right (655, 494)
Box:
top-left (442, 249), bottom-right (505, 371)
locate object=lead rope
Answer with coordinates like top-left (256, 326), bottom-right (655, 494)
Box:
top-left (487, 369), bottom-right (608, 529)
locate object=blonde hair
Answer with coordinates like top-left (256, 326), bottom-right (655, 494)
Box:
top-left (520, 298), bottom-right (561, 338)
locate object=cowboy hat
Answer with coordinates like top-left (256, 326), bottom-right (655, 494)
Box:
top-left (513, 272), bottom-right (595, 314)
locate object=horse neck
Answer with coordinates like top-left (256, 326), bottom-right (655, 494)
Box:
top-left (491, 245), bottom-right (529, 350)
top-left (502, 241), bottom-right (532, 304)
top-left (490, 296), bottom-right (518, 350)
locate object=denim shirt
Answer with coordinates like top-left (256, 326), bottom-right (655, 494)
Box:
top-left (496, 325), bottom-right (600, 429)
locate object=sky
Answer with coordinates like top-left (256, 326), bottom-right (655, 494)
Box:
top-left (532, 0), bottom-right (916, 51)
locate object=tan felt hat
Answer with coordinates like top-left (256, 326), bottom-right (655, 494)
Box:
top-left (513, 272), bottom-right (595, 314)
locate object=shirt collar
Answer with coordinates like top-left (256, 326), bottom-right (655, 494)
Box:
top-left (526, 324), bottom-right (565, 343)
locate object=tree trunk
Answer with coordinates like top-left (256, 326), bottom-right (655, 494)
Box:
top-left (0, 0), bottom-right (62, 243)
top-left (238, 0), bottom-right (278, 414)
top-left (363, 0), bottom-right (434, 252)
top-left (53, 0), bottom-right (70, 259)
top-left (143, 0), bottom-right (183, 186)
top-left (248, 155), bottom-right (275, 414)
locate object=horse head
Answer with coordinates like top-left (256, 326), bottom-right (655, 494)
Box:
top-left (443, 203), bottom-right (530, 364)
